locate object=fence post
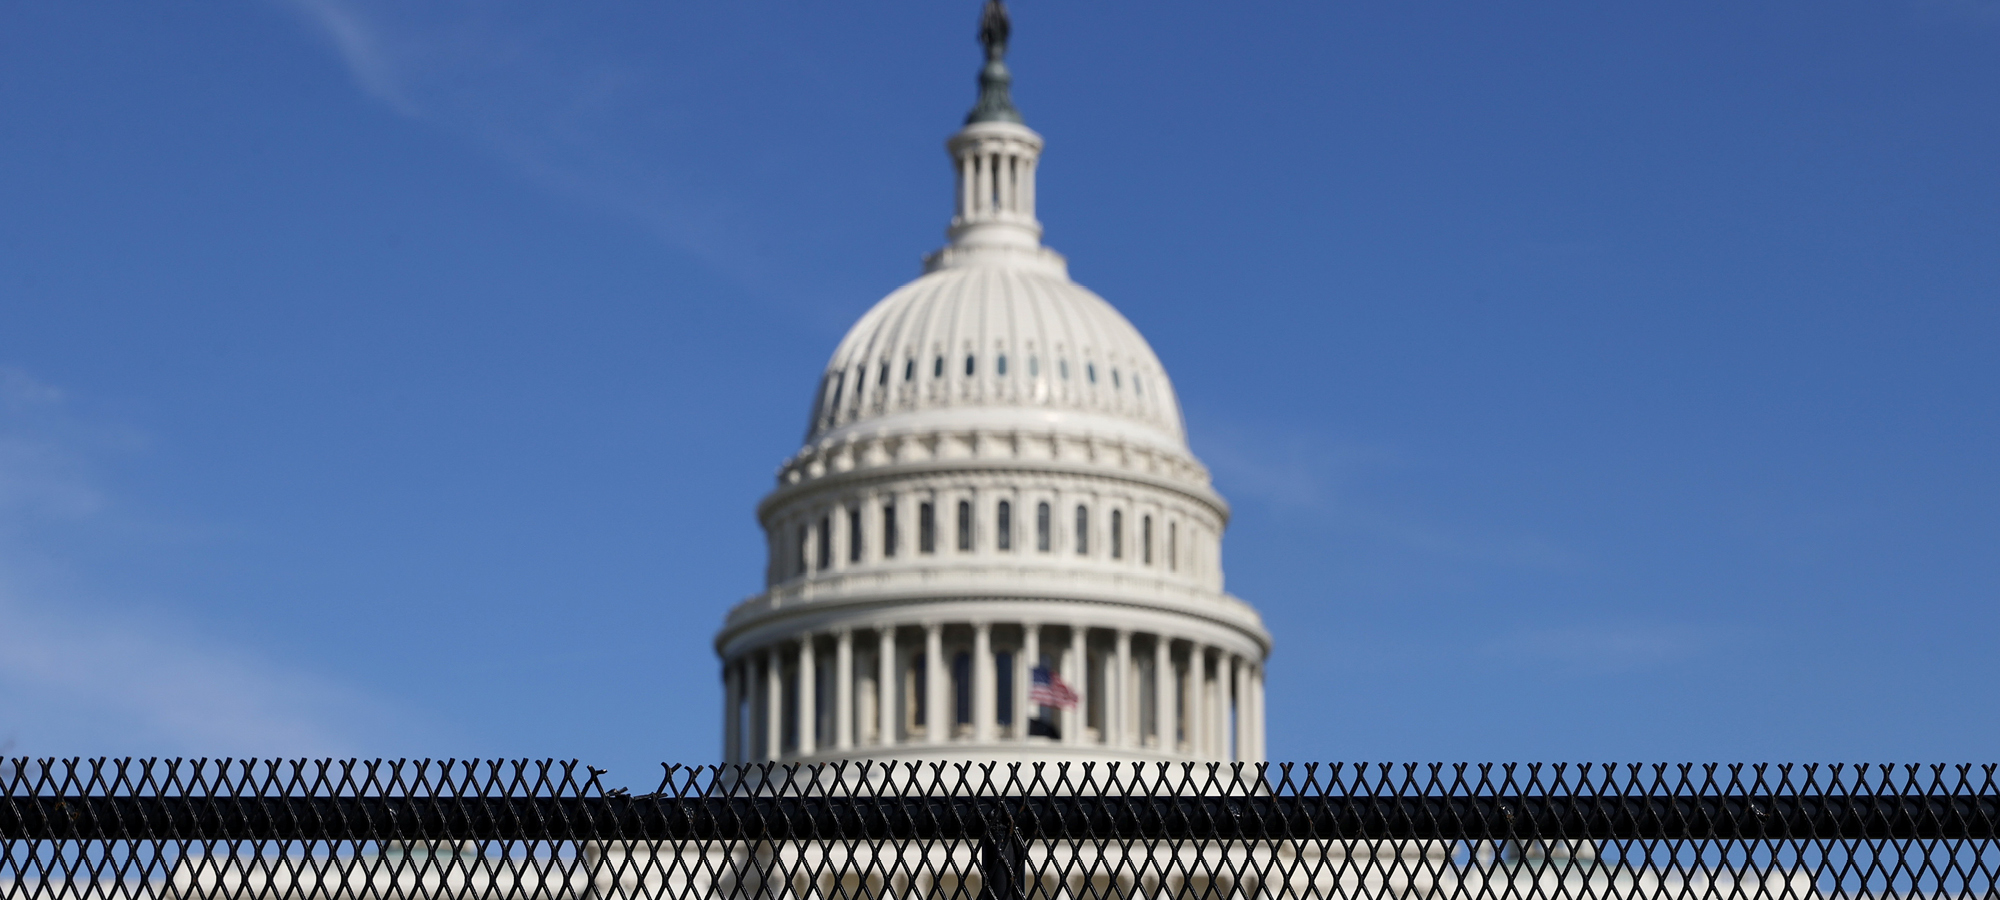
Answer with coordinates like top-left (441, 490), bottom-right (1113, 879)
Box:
top-left (978, 820), bottom-right (1026, 900)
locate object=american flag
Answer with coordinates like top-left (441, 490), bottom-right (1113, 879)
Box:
top-left (1029, 666), bottom-right (1078, 710)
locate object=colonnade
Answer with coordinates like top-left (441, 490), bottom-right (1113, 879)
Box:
top-left (721, 621), bottom-right (1263, 764)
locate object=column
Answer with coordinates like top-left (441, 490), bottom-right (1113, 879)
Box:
top-left (974, 154), bottom-right (990, 216)
top-left (763, 648), bottom-right (782, 762)
top-left (924, 623), bottom-right (946, 744)
top-left (1152, 638), bottom-right (1171, 752)
top-left (1065, 626), bottom-right (1087, 746)
top-left (1019, 624), bottom-right (1039, 737)
top-left (973, 622), bottom-right (995, 743)
top-left (1249, 663), bottom-right (1266, 763)
top-left (877, 628), bottom-right (896, 746)
top-left (959, 157), bottom-right (974, 220)
top-left (723, 659), bottom-right (741, 764)
top-left (796, 637), bottom-right (817, 757)
top-left (1216, 652), bottom-right (1232, 760)
top-left (1113, 630), bottom-right (1132, 749)
top-left (1187, 647), bottom-right (1207, 759)
top-left (835, 630), bottom-right (854, 751)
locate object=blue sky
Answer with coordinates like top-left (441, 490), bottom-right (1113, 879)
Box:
top-left (1, 0), bottom-right (1996, 784)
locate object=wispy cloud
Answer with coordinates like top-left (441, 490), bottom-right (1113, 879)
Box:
top-left (282, 0), bottom-right (419, 116)
top-left (1196, 417), bottom-right (1583, 572)
top-left (271, 0), bottom-right (782, 296)
top-left (0, 367), bottom-right (412, 756)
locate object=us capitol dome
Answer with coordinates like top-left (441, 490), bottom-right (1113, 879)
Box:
top-left (714, 0), bottom-right (1269, 766)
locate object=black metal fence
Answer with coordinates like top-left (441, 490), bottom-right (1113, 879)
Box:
top-left (4, 759), bottom-right (1997, 898)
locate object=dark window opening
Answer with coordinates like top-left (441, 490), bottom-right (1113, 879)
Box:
top-left (919, 503), bottom-right (936, 554)
top-left (816, 515), bottom-right (832, 570)
top-left (911, 654), bottom-right (927, 727)
top-left (956, 500), bottom-right (972, 551)
top-left (1112, 368), bottom-right (1121, 389)
top-left (1087, 363), bottom-right (1097, 384)
top-left (883, 504), bottom-right (899, 558)
top-left (1142, 515), bottom-right (1153, 565)
top-left (1168, 522), bottom-right (1177, 571)
top-left (997, 354), bottom-right (1008, 376)
top-left (1111, 510), bottom-right (1123, 560)
top-left (964, 355), bottom-right (975, 377)
top-left (879, 362), bottom-right (889, 386)
top-left (904, 359), bottom-right (915, 381)
top-left (933, 356), bottom-right (944, 378)
top-left (997, 501), bottom-right (1012, 551)
top-left (1075, 505), bottom-right (1089, 555)
top-left (795, 525), bottom-right (808, 575)
top-left (953, 652), bottom-right (972, 726)
top-left (995, 651), bottom-right (1014, 725)
top-left (849, 507), bottom-right (863, 562)
top-left (1036, 502), bottom-right (1051, 552)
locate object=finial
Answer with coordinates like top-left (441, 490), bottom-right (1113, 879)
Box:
top-left (966, 0), bottom-right (1022, 125)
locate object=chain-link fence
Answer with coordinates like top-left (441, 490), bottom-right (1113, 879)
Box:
top-left (4, 758), bottom-right (1996, 898)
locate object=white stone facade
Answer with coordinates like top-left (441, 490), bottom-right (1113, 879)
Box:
top-left (714, 70), bottom-right (1270, 768)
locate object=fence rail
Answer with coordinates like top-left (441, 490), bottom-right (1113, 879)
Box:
top-left (5, 759), bottom-right (1999, 899)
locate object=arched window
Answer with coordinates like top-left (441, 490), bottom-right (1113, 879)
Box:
top-left (817, 515), bottom-right (832, 570)
top-left (848, 507), bottom-right (863, 563)
top-left (1060, 359), bottom-right (1070, 380)
top-left (997, 354), bottom-right (1008, 376)
top-left (1029, 355), bottom-right (1039, 377)
top-left (1142, 514), bottom-right (1153, 565)
top-left (1036, 502), bottom-right (1051, 552)
top-left (795, 524), bottom-right (808, 575)
top-left (883, 503), bottom-right (899, 558)
top-left (919, 502), bottom-right (936, 554)
top-left (1167, 522), bottom-right (1177, 571)
top-left (933, 356), bottom-right (945, 378)
top-left (904, 359), bottom-right (915, 381)
top-left (964, 355), bottom-right (975, 377)
top-left (879, 362), bottom-right (890, 386)
top-left (956, 500), bottom-right (973, 551)
top-left (1110, 510), bottom-right (1123, 560)
top-left (997, 501), bottom-right (1013, 551)
top-left (1075, 505), bottom-right (1089, 555)
top-left (1086, 363), bottom-right (1097, 383)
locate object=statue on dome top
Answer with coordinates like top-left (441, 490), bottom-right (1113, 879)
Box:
top-left (966, 0), bottom-right (1023, 124)
top-left (979, 0), bottom-right (1011, 61)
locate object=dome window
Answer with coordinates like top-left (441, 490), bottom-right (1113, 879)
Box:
top-left (1112, 368), bottom-right (1121, 389)
top-left (878, 362), bottom-right (890, 386)
top-left (996, 354), bottom-right (1008, 376)
top-left (1086, 364), bottom-right (1097, 384)
top-left (1035, 502), bottom-right (1051, 552)
top-left (1142, 515), bottom-right (1153, 565)
top-left (964, 355), bottom-right (975, 377)
top-left (997, 501), bottom-right (1012, 550)
top-left (1074, 505), bottom-right (1089, 555)
top-left (1059, 360), bottom-right (1069, 380)
top-left (956, 500), bottom-right (973, 550)
top-left (933, 356), bottom-right (945, 378)
top-left (904, 359), bottom-right (915, 382)
top-left (1134, 374), bottom-right (1144, 396)
top-left (919, 502), bottom-right (937, 553)
top-left (1028, 355), bottom-right (1039, 377)
top-left (829, 373), bottom-right (845, 414)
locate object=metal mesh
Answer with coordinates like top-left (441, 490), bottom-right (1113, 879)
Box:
top-left (4, 759), bottom-right (1997, 898)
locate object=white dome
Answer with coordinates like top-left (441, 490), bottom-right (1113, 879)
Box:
top-left (805, 259), bottom-right (1187, 454)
